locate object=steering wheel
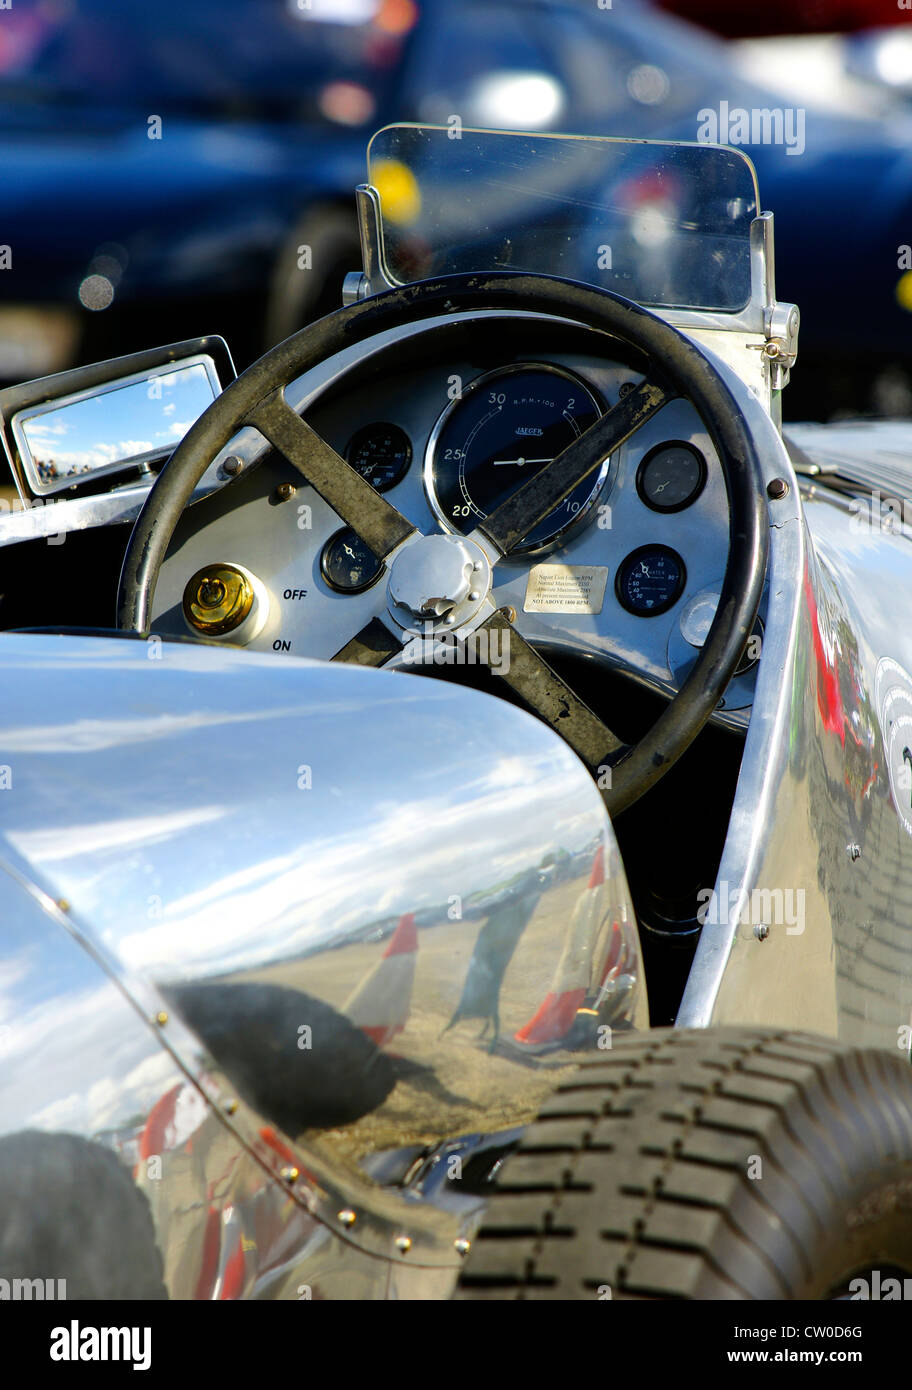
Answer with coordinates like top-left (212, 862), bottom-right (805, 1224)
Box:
top-left (117, 272), bottom-right (768, 815)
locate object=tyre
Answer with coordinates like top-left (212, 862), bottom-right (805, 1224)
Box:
top-left (265, 204), bottom-right (360, 348)
top-left (457, 1027), bottom-right (912, 1300)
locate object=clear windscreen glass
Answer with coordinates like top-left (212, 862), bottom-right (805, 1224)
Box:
top-left (367, 125), bottom-right (759, 313)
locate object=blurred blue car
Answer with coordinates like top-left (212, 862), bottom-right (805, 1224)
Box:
top-left (1, 0), bottom-right (910, 421)
top-left (0, 0), bottom-right (408, 376)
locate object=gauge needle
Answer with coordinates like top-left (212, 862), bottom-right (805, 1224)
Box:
top-left (344, 545), bottom-right (357, 559)
top-left (639, 562), bottom-right (651, 576)
top-left (654, 481), bottom-right (669, 493)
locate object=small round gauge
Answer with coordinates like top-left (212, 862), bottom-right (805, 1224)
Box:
top-left (320, 528), bottom-right (383, 594)
top-left (425, 364), bottom-right (606, 553)
top-left (345, 423), bottom-right (412, 492)
top-left (616, 544), bottom-right (686, 616)
top-left (636, 441), bottom-right (707, 513)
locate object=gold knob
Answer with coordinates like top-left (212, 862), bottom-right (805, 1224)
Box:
top-left (183, 564), bottom-right (254, 635)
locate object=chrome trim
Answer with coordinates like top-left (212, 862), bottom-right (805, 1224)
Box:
top-left (422, 362), bottom-right (611, 558)
top-left (0, 427), bottom-right (261, 548)
top-left (355, 184), bottom-right (394, 298)
top-left (675, 344), bottom-right (804, 1026)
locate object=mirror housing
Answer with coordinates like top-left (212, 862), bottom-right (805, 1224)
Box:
top-left (0, 336), bottom-right (234, 502)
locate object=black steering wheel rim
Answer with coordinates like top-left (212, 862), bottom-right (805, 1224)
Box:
top-left (117, 272), bottom-right (769, 814)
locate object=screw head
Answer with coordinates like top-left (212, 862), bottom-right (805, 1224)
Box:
top-left (394, 1235), bottom-right (412, 1254)
top-left (498, 605), bottom-right (517, 624)
top-left (154, 1010), bottom-right (168, 1026)
top-left (56, 898), bottom-right (70, 913)
top-left (338, 1209), bottom-right (356, 1227)
top-left (767, 478), bottom-right (789, 500)
top-left (280, 1166), bottom-right (300, 1185)
top-left (754, 923), bottom-right (770, 942)
top-left (224, 1099), bottom-right (239, 1116)
top-left (454, 1238), bottom-right (471, 1256)
top-left (848, 842), bottom-right (861, 861)
top-left (222, 456), bottom-right (242, 477)
top-left (275, 482), bottom-right (296, 502)
top-left (468, 590), bottom-right (480, 601)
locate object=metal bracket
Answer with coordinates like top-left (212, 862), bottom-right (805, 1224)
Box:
top-left (759, 300), bottom-right (801, 391)
top-left (342, 184), bottom-right (397, 305)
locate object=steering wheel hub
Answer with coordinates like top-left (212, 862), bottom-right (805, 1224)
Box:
top-left (387, 533), bottom-right (490, 632)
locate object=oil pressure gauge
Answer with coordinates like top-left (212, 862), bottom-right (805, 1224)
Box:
top-left (321, 528), bottom-right (383, 594)
top-left (345, 423), bottom-right (412, 492)
top-left (637, 441), bottom-right (706, 513)
top-left (616, 544), bottom-right (686, 617)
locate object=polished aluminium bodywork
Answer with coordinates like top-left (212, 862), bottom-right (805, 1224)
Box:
top-left (680, 418), bottom-right (912, 1051)
top-left (0, 634), bottom-right (643, 1295)
top-left (4, 119), bottom-right (912, 1300)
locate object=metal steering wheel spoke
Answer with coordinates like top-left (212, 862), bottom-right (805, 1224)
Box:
top-left (478, 609), bottom-right (627, 781)
top-left (330, 616), bottom-right (405, 668)
top-left (246, 388), bottom-right (417, 562)
top-left (477, 376), bottom-right (675, 557)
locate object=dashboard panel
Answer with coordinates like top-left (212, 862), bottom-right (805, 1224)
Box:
top-left (151, 317), bottom-right (765, 726)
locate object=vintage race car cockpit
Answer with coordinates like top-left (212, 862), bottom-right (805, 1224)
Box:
top-left (0, 126), bottom-right (801, 1026)
top-left (6, 121), bottom-right (912, 1305)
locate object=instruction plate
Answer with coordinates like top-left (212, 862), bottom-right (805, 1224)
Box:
top-left (523, 564), bottom-right (609, 615)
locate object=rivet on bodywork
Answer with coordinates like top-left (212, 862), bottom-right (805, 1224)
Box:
top-left (224, 1099), bottom-right (239, 1116)
top-left (847, 843), bottom-right (861, 861)
top-left (56, 898), bottom-right (70, 913)
top-left (338, 1209), bottom-right (357, 1227)
top-left (454, 1238), bottom-right (471, 1256)
top-left (394, 1235), bottom-right (412, 1254)
top-left (154, 1010), bottom-right (169, 1026)
top-left (766, 478), bottom-right (789, 500)
top-left (280, 1166), bottom-right (300, 1185)
top-left (222, 456), bottom-right (243, 477)
top-left (754, 923), bottom-right (770, 941)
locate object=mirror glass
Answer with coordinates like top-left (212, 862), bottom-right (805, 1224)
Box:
top-left (15, 357), bottom-right (219, 495)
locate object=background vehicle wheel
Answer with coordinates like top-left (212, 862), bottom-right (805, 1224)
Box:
top-left (0, 1132), bottom-right (168, 1299)
top-left (265, 204), bottom-right (360, 349)
top-left (457, 1027), bottom-right (912, 1300)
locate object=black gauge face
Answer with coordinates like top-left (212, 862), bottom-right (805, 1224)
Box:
top-left (426, 365), bottom-right (605, 552)
top-left (345, 423), bottom-right (412, 492)
top-left (616, 545), bottom-right (686, 616)
top-left (320, 528), bottom-right (383, 594)
top-left (637, 441), bottom-right (707, 513)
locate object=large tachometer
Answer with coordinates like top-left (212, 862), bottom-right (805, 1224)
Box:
top-left (425, 364), bottom-right (607, 554)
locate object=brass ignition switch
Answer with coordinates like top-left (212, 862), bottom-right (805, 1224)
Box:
top-left (182, 563), bottom-right (267, 642)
